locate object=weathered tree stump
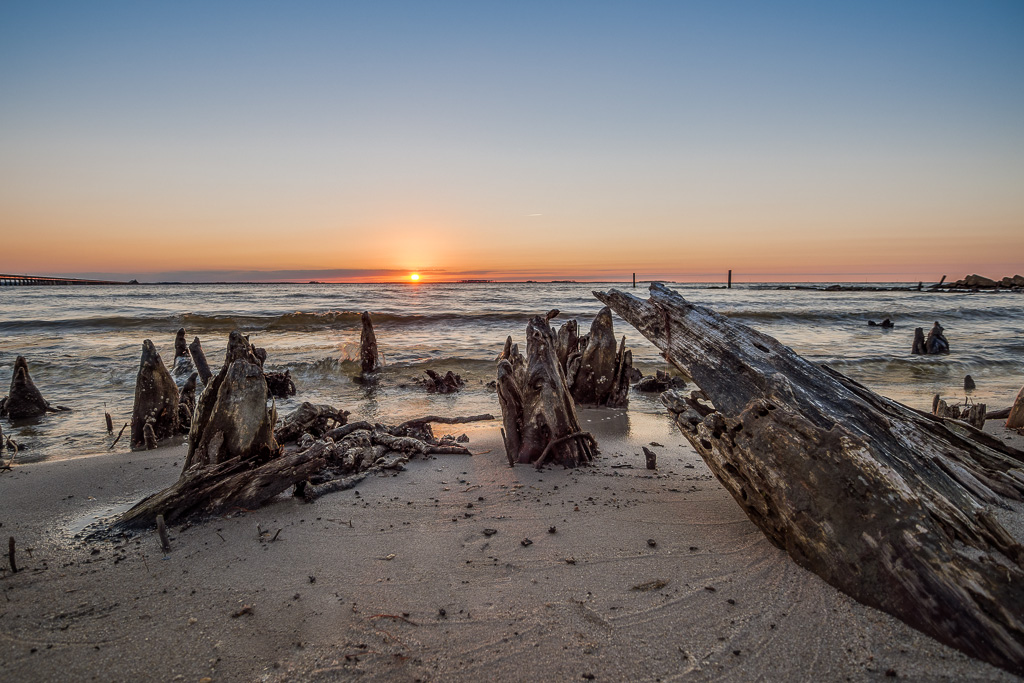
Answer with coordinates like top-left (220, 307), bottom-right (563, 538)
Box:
top-left (496, 313), bottom-right (596, 468)
top-left (130, 341), bottom-right (179, 450)
top-left (911, 327), bottom-right (927, 354)
top-left (183, 331), bottom-right (277, 470)
top-left (266, 370), bottom-right (296, 398)
top-left (596, 283), bottom-right (1024, 675)
top-left (177, 372), bottom-right (198, 433)
top-left (1008, 384), bottom-right (1024, 430)
top-left (0, 356), bottom-right (65, 419)
top-left (360, 311), bottom-right (380, 374)
top-left (422, 369), bottom-right (464, 394)
top-left (565, 307), bottom-right (633, 408)
top-left (172, 327), bottom-right (193, 377)
top-left (188, 336), bottom-right (213, 385)
top-left (925, 320), bottom-right (950, 354)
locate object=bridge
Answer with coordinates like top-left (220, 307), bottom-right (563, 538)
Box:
top-left (0, 273), bottom-right (129, 286)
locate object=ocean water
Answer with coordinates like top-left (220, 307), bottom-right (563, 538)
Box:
top-left (1, 282), bottom-right (1022, 463)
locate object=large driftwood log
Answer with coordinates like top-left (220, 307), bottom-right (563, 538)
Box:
top-left (360, 311), bottom-right (380, 374)
top-left (596, 283), bottom-right (1024, 675)
top-left (0, 356), bottom-right (65, 419)
top-left (496, 313), bottom-right (596, 468)
top-left (183, 331), bottom-right (277, 470)
top-left (130, 341), bottom-right (180, 450)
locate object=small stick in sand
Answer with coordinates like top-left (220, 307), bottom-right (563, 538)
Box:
top-left (109, 422), bottom-right (128, 450)
top-left (156, 514), bottom-right (171, 553)
top-left (8, 537), bottom-right (17, 573)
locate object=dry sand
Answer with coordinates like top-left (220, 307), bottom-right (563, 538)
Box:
top-left (1, 410), bottom-right (1021, 682)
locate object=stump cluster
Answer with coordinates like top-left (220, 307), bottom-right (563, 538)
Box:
top-left (912, 321), bottom-right (949, 355)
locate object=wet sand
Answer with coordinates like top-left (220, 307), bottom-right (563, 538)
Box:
top-left (1, 411), bottom-right (1020, 682)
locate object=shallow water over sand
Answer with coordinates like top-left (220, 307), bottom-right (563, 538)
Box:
top-left (1, 281), bottom-right (1021, 462)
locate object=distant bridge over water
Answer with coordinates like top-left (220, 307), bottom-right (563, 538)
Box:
top-left (0, 273), bottom-right (129, 286)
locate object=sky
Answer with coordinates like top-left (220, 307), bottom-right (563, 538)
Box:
top-left (1, 1), bottom-right (1022, 283)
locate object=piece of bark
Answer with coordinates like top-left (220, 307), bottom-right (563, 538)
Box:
top-left (360, 311), bottom-right (380, 374)
top-left (183, 331), bottom-right (276, 470)
top-left (266, 370), bottom-right (296, 398)
top-left (130, 341), bottom-right (180, 450)
top-left (1, 356), bottom-right (57, 419)
top-left (1007, 385), bottom-right (1024, 430)
top-left (596, 283), bottom-right (1024, 675)
top-left (188, 336), bottom-right (213, 385)
top-left (496, 314), bottom-right (596, 467)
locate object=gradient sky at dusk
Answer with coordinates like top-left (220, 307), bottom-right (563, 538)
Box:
top-left (2, 1), bottom-right (1022, 282)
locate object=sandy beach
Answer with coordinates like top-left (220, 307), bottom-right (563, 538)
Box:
top-left (2, 409), bottom-right (1020, 682)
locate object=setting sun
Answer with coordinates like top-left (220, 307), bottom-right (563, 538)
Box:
top-left (410, 273), bottom-right (420, 281)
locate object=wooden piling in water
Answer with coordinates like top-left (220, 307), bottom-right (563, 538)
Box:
top-left (727, 270), bottom-right (732, 289)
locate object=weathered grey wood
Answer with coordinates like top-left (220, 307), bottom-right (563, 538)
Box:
top-left (130, 341), bottom-right (179, 450)
top-left (184, 331), bottom-right (277, 470)
top-left (925, 321), bottom-right (950, 354)
top-left (177, 372), bottom-right (197, 432)
top-left (1, 356), bottom-right (60, 419)
top-left (496, 314), bottom-right (595, 467)
top-left (172, 327), bottom-right (193, 377)
top-left (570, 307), bottom-right (632, 407)
top-left (360, 311), bottom-right (380, 374)
top-left (1008, 385), bottom-right (1024, 430)
top-left (188, 336), bottom-right (213, 385)
top-left (115, 446), bottom-right (326, 529)
top-left (275, 402), bottom-right (348, 444)
top-left (911, 327), bottom-right (927, 355)
top-left (596, 283), bottom-right (1024, 675)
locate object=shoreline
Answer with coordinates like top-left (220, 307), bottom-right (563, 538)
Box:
top-left (2, 413), bottom-right (1021, 681)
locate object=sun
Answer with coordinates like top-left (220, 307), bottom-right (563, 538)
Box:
top-left (410, 273), bottom-right (420, 282)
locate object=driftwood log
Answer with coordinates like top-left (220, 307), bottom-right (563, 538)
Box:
top-left (0, 356), bottom-right (67, 419)
top-left (596, 283), bottom-right (1024, 675)
top-left (130, 341), bottom-right (180, 450)
top-left (496, 312), bottom-right (596, 468)
top-left (360, 311), bottom-right (380, 374)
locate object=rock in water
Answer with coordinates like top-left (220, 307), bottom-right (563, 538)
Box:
top-left (1, 356), bottom-right (53, 419)
top-left (184, 330), bottom-right (277, 469)
top-left (130, 340), bottom-right (180, 450)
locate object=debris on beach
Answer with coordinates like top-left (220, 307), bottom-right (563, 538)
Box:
top-left (0, 356), bottom-right (69, 419)
top-left (496, 310), bottom-right (598, 468)
top-left (130, 341), bottom-right (180, 450)
top-left (633, 369), bottom-right (686, 393)
top-left (598, 282), bottom-right (1024, 676)
top-left (114, 329), bottom-right (493, 529)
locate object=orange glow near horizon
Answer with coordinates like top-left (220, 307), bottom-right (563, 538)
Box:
top-left (410, 273), bottom-right (420, 281)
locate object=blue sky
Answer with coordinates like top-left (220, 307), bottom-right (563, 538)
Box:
top-left (1, 1), bottom-right (1022, 281)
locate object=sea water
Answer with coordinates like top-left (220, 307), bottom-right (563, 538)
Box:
top-left (1, 282), bottom-right (1021, 462)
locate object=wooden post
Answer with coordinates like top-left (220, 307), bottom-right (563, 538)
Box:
top-left (727, 270), bottom-right (732, 289)
top-left (632, 273), bottom-right (635, 288)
